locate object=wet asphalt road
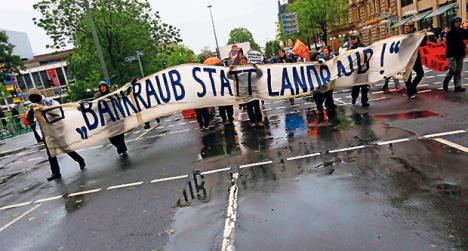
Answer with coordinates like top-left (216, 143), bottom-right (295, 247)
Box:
top-left (0, 63), bottom-right (467, 251)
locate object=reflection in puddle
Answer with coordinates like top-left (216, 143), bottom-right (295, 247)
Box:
top-left (176, 171), bottom-right (208, 207)
top-left (374, 110), bottom-right (438, 122)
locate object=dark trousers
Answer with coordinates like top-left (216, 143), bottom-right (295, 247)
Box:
top-left (405, 59), bottom-right (424, 96)
top-left (444, 56), bottom-right (464, 88)
top-left (218, 105), bottom-right (234, 123)
top-left (313, 90), bottom-right (336, 112)
top-left (246, 100), bottom-right (262, 123)
top-left (351, 85), bottom-right (369, 104)
top-left (46, 148), bottom-right (84, 176)
top-left (109, 134), bottom-right (127, 154)
top-left (195, 108), bottom-right (210, 128)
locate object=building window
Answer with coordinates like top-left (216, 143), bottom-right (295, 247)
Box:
top-left (55, 67), bottom-right (67, 85)
top-left (440, 5), bottom-right (457, 29)
top-left (16, 75), bottom-right (27, 91)
top-left (31, 72), bottom-right (43, 89)
top-left (401, 0), bottom-right (412, 7)
top-left (420, 17), bottom-right (433, 29)
top-left (23, 74), bottom-right (34, 89)
top-left (39, 70), bottom-right (51, 89)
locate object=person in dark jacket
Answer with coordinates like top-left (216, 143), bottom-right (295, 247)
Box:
top-left (28, 88), bottom-right (86, 181)
top-left (404, 23), bottom-right (427, 99)
top-left (443, 16), bottom-right (468, 92)
top-left (98, 81), bottom-right (128, 158)
top-left (275, 49), bottom-right (296, 105)
top-left (349, 32), bottom-right (370, 107)
top-left (314, 47), bottom-right (337, 113)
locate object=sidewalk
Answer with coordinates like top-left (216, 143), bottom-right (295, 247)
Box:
top-left (0, 132), bottom-right (43, 156)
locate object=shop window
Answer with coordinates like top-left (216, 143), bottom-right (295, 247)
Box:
top-left (23, 74), bottom-right (34, 89)
top-left (55, 67), bottom-right (67, 85)
top-left (31, 72), bottom-right (43, 89)
top-left (16, 75), bottom-right (27, 91)
top-left (39, 70), bottom-right (51, 88)
top-left (401, 0), bottom-right (412, 7)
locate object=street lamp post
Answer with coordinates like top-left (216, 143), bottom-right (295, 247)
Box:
top-left (207, 5), bottom-right (220, 58)
top-left (84, 0), bottom-right (110, 82)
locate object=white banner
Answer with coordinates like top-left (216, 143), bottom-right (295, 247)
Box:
top-left (36, 33), bottom-right (424, 156)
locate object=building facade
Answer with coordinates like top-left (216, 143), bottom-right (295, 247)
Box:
top-left (348, 0), bottom-right (466, 45)
top-left (0, 29), bottom-right (34, 61)
top-left (16, 49), bottom-right (74, 99)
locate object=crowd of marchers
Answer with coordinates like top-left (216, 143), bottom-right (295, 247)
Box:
top-left (24, 17), bottom-right (467, 182)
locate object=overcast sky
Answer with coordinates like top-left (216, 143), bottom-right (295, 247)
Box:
top-left (0, 0), bottom-right (278, 55)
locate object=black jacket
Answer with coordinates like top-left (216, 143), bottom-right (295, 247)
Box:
top-left (350, 42), bottom-right (365, 49)
top-left (446, 17), bottom-right (468, 58)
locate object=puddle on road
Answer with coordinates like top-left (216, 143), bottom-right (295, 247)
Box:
top-left (374, 110), bottom-right (438, 122)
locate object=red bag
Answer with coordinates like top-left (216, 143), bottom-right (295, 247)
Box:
top-left (21, 113), bottom-right (30, 126)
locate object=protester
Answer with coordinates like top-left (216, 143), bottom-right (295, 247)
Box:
top-left (404, 23), bottom-right (426, 99)
top-left (443, 17), bottom-right (468, 92)
top-left (28, 88), bottom-right (86, 181)
top-left (314, 47), bottom-right (337, 113)
top-left (349, 32), bottom-right (370, 107)
top-left (229, 56), bottom-right (264, 127)
top-left (440, 27), bottom-right (449, 40)
top-left (98, 81), bottom-right (129, 158)
top-left (275, 49), bottom-right (296, 105)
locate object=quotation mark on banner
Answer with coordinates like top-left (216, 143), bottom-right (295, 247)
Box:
top-left (389, 41), bottom-right (401, 54)
top-left (76, 126), bottom-right (88, 140)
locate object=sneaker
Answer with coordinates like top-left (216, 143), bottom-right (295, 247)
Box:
top-left (362, 102), bottom-right (370, 107)
top-left (250, 123), bottom-right (256, 128)
top-left (143, 124), bottom-right (151, 129)
top-left (454, 87), bottom-right (466, 92)
top-left (120, 152), bottom-right (128, 158)
top-left (79, 162), bottom-right (86, 170)
top-left (351, 98), bottom-right (357, 105)
top-left (47, 174), bottom-right (62, 181)
top-left (442, 81), bottom-right (449, 91)
top-left (409, 94), bottom-right (417, 100)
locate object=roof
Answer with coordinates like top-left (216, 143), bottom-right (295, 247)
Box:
top-left (26, 49), bottom-right (74, 64)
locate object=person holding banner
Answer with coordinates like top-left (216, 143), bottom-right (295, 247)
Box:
top-left (349, 32), bottom-right (370, 107)
top-left (98, 81), bottom-right (129, 158)
top-left (443, 17), bottom-right (468, 92)
top-left (315, 47), bottom-right (337, 114)
top-left (27, 88), bottom-right (86, 181)
top-left (404, 23), bottom-right (427, 99)
top-left (275, 49), bottom-right (296, 105)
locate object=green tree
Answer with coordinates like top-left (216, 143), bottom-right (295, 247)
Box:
top-left (288, 0), bottom-right (348, 45)
top-left (264, 40), bottom-right (281, 58)
top-left (165, 45), bottom-right (197, 66)
top-left (0, 31), bottom-right (24, 105)
top-left (197, 47), bottom-right (216, 63)
top-left (227, 27), bottom-right (260, 51)
top-left (33, 0), bottom-right (182, 101)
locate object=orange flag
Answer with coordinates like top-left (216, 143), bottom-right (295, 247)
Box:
top-left (292, 39), bottom-right (310, 61)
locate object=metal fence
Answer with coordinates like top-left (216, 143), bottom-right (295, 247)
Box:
top-left (0, 115), bottom-right (31, 140)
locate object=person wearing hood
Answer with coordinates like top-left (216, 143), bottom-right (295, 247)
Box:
top-left (27, 88), bottom-right (86, 181)
top-left (443, 16), bottom-right (468, 92)
top-left (349, 32), bottom-right (370, 107)
top-left (403, 23), bottom-right (427, 99)
top-left (314, 47), bottom-right (337, 114)
top-left (98, 81), bottom-right (128, 158)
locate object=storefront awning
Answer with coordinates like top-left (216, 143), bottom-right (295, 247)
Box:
top-left (426, 3), bottom-right (457, 18)
top-left (391, 16), bottom-right (413, 28)
top-left (411, 10), bottom-right (433, 22)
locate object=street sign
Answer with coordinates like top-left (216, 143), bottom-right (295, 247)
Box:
top-left (281, 12), bottom-right (299, 35)
top-left (125, 56), bottom-right (137, 62)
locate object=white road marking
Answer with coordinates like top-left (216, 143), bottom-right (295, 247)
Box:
top-left (418, 84), bottom-right (429, 87)
top-left (107, 181), bottom-right (144, 190)
top-left (328, 145), bottom-right (366, 153)
top-left (201, 167), bottom-right (231, 175)
top-left (287, 153), bottom-right (321, 161)
top-left (189, 121), bottom-right (197, 124)
top-left (433, 138), bottom-right (468, 153)
top-left (0, 201), bottom-right (32, 211)
top-left (150, 175), bottom-right (188, 183)
top-left (376, 138), bottom-right (410, 145)
top-left (273, 100), bottom-right (283, 104)
top-left (426, 76), bottom-right (435, 78)
top-left (169, 129), bottom-right (191, 134)
top-left (437, 74), bottom-right (445, 77)
top-left (221, 172), bottom-right (239, 251)
top-left (147, 133), bottom-right (166, 138)
top-left (135, 124), bottom-right (158, 140)
top-left (178, 122), bottom-right (187, 125)
top-left (0, 204), bottom-right (42, 232)
top-left (292, 104), bottom-right (301, 107)
top-left (168, 124), bottom-right (175, 127)
top-left (34, 195), bottom-right (62, 204)
top-left (239, 160), bottom-right (273, 169)
top-left (27, 157), bottom-right (42, 162)
top-left (334, 98), bottom-right (347, 105)
top-left (422, 130), bottom-right (466, 138)
top-left (418, 89), bottom-right (431, 93)
top-left (368, 97), bottom-right (386, 101)
top-left (275, 106), bottom-right (286, 110)
top-left (304, 102), bottom-right (313, 105)
top-left (67, 188), bottom-right (102, 197)
top-left (371, 91), bottom-right (384, 94)
top-left (263, 108), bottom-right (272, 111)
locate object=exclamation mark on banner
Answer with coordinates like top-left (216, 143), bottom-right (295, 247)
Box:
top-left (380, 43), bottom-right (387, 75)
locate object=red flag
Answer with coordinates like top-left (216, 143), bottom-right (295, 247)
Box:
top-left (292, 39), bottom-right (310, 61)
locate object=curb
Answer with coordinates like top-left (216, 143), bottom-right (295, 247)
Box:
top-left (0, 143), bottom-right (45, 158)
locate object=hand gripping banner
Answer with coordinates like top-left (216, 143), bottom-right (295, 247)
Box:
top-left (36, 33), bottom-right (424, 156)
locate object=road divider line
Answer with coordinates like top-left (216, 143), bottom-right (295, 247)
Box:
top-left (0, 201), bottom-right (32, 211)
top-left (275, 106), bottom-right (286, 110)
top-left (376, 138), bottom-right (410, 145)
top-left (168, 129), bottom-right (191, 134)
top-left (433, 138), bottom-right (468, 153)
top-left (135, 124), bottom-right (159, 140)
top-left (368, 97), bottom-right (386, 102)
top-left (34, 195), bottom-right (63, 204)
top-left (422, 130), bottom-right (466, 138)
top-left (201, 167), bottom-right (231, 175)
top-left (150, 175), bottom-right (188, 183)
top-left (68, 188), bottom-right (102, 197)
top-left (418, 89), bottom-right (431, 93)
top-left (287, 153), bottom-right (321, 161)
top-left (0, 204), bottom-right (42, 233)
top-left (221, 172), bottom-right (239, 251)
top-left (27, 157), bottom-right (43, 162)
top-left (240, 160), bottom-right (273, 169)
top-left (328, 145), bottom-right (366, 153)
top-left (107, 181), bottom-right (144, 190)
